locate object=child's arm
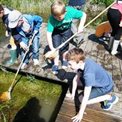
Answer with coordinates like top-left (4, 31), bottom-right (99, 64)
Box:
top-left (47, 32), bottom-right (55, 50)
top-left (72, 86), bottom-right (92, 122)
top-left (71, 72), bottom-right (81, 100)
top-left (71, 74), bottom-right (78, 100)
top-left (33, 15), bottom-right (43, 32)
top-left (78, 12), bottom-right (86, 33)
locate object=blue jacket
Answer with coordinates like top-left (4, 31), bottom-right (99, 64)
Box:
top-left (16, 14), bottom-right (43, 43)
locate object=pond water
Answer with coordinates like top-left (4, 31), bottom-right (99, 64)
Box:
top-left (0, 70), bottom-right (63, 122)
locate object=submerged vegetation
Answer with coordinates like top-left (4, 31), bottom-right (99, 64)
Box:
top-left (0, 70), bottom-right (62, 122)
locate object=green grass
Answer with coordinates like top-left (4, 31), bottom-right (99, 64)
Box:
top-left (0, 0), bottom-right (68, 22)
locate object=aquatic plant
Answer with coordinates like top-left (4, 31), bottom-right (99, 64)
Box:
top-left (0, 104), bottom-right (10, 122)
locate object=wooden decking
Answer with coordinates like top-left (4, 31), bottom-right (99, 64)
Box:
top-left (0, 23), bottom-right (122, 122)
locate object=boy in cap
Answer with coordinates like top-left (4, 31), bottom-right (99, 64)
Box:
top-left (8, 10), bottom-right (43, 69)
top-left (47, 0), bottom-right (86, 74)
top-left (65, 48), bottom-right (119, 122)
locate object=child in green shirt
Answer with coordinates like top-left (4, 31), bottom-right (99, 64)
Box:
top-left (47, 0), bottom-right (86, 74)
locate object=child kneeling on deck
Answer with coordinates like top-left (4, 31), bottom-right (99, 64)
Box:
top-left (65, 48), bottom-right (119, 122)
top-left (47, 0), bottom-right (86, 74)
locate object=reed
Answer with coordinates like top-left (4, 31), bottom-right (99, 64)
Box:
top-left (0, 0), bottom-right (67, 22)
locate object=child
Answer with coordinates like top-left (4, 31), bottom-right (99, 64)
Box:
top-left (68, 0), bottom-right (86, 47)
top-left (107, 0), bottom-right (122, 55)
top-left (47, 0), bottom-right (86, 74)
top-left (8, 10), bottom-right (43, 69)
top-left (65, 48), bottom-right (119, 122)
top-left (0, 4), bottom-right (21, 66)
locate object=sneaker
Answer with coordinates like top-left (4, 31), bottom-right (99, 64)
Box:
top-left (77, 38), bottom-right (84, 48)
top-left (33, 59), bottom-right (39, 66)
top-left (102, 95), bottom-right (119, 111)
top-left (62, 60), bottom-right (68, 69)
top-left (21, 63), bottom-right (27, 70)
top-left (52, 65), bottom-right (59, 74)
top-left (98, 37), bottom-right (105, 42)
top-left (98, 36), bottom-right (110, 42)
top-left (111, 50), bottom-right (118, 55)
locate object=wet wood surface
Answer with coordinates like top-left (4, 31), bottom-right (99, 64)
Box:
top-left (0, 23), bottom-right (122, 122)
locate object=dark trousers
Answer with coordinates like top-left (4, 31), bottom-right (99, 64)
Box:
top-left (52, 28), bottom-right (73, 54)
top-left (107, 8), bottom-right (122, 40)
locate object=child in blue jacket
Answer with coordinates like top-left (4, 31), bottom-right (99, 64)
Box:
top-left (8, 10), bottom-right (43, 69)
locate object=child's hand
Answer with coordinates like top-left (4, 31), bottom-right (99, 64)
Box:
top-left (34, 30), bottom-right (38, 35)
top-left (20, 42), bottom-right (28, 51)
top-left (5, 31), bottom-right (10, 37)
top-left (72, 113), bottom-right (83, 122)
top-left (72, 112), bottom-right (87, 122)
top-left (66, 93), bottom-right (74, 100)
top-left (77, 27), bottom-right (84, 34)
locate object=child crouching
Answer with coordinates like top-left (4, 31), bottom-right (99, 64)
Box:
top-left (65, 48), bottom-right (119, 122)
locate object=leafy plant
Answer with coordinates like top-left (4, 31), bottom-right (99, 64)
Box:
top-left (0, 104), bottom-right (10, 122)
top-left (90, 0), bottom-right (114, 7)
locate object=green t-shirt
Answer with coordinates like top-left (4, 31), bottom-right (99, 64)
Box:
top-left (47, 6), bottom-right (83, 32)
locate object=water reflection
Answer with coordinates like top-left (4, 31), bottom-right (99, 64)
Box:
top-left (13, 97), bottom-right (45, 122)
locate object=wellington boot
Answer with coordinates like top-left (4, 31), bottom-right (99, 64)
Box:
top-left (111, 40), bottom-right (120, 55)
top-left (108, 36), bottom-right (114, 51)
top-left (5, 49), bottom-right (17, 66)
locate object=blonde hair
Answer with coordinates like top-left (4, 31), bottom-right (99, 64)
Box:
top-left (65, 48), bottom-right (85, 63)
top-left (51, 0), bottom-right (65, 16)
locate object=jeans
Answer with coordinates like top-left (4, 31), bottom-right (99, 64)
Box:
top-left (89, 86), bottom-right (113, 100)
top-left (20, 32), bottom-right (40, 64)
top-left (52, 28), bottom-right (73, 54)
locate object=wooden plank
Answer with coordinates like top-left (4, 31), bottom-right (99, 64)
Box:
top-left (56, 114), bottom-right (72, 122)
top-left (56, 113), bottom-right (94, 122)
top-left (56, 99), bottom-right (122, 122)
